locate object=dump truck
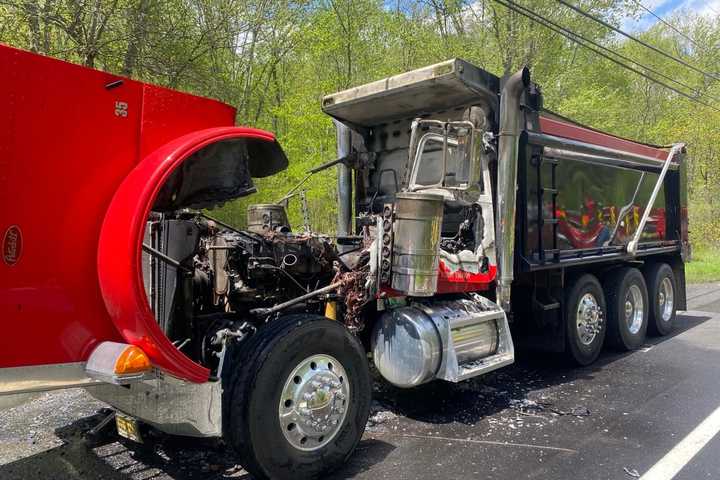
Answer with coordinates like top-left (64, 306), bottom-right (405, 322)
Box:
top-left (0, 45), bottom-right (689, 479)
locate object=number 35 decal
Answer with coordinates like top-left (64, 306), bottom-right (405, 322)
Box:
top-left (115, 101), bottom-right (128, 117)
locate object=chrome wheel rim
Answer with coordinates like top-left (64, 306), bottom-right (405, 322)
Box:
top-left (625, 284), bottom-right (644, 334)
top-left (278, 354), bottom-right (349, 451)
top-left (576, 293), bottom-right (603, 345)
top-left (659, 277), bottom-right (674, 322)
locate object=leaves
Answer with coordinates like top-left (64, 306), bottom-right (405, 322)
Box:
top-left (1, 0), bottom-right (718, 244)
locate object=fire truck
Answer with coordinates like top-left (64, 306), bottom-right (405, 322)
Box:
top-left (0, 45), bottom-right (689, 479)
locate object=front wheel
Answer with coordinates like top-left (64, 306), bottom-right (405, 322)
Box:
top-left (225, 314), bottom-right (371, 480)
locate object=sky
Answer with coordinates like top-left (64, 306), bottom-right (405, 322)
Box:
top-left (623, 0), bottom-right (720, 32)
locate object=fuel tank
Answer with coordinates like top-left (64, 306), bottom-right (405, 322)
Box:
top-left (0, 45), bottom-right (288, 383)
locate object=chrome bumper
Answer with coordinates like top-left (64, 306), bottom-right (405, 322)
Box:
top-left (86, 373), bottom-right (222, 437)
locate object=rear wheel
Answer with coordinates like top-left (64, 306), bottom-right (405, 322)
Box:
top-left (564, 274), bottom-right (606, 366)
top-left (604, 267), bottom-right (649, 351)
top-left (644, 263), bottom-right (677, 336)
top-left (225, 314), bottom-right (371, 480)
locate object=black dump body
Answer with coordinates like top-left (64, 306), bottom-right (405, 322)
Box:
top-left (517, 116), bottom-right (688, 272)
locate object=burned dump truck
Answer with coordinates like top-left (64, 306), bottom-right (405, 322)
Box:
top-left (0, 45), bottom-right (689, 480)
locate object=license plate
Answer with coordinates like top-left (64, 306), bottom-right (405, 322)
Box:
top-left (115, 412), bottom-right (143, 443)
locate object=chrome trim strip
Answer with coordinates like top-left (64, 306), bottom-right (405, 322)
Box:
top-left (528, 132), bottom-right (679, 172)
top-left (0, 363), bottom-right (99, 395)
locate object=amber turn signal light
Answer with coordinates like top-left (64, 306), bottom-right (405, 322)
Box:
top-left (114, 345), bottom-right (151, 375)
top-left (86, 342), bottom-right (153, 384)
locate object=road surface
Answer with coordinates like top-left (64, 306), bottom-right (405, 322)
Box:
top-left (1, 282), bottom-right (720, 479)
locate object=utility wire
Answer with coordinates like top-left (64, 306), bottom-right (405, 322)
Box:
top-left (555, 0), bottom-right (720, 81)
top-left (706, 3), bottom-right (720, 17)
top-left (497, 0), bottom-right (719, 103)
top-left (492, 0), bottom-right (720, 112)
top-left (630, 0), bottom-right (701, 51)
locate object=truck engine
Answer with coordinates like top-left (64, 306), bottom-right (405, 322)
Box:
top-left (142, 207), bottom-right (357, 372)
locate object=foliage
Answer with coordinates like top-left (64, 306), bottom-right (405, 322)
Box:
top-left (686, 245), bottom-right (720, 283)
top-left (1, 0), bottom-right (719, 243)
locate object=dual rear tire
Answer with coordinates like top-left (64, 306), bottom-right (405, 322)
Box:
top-left (564, 263), bottom-right (677, 365)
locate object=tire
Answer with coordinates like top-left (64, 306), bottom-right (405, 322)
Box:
top-left (603, 267), bottom-right (649, 351)
top-left (224, 314), bottom-right (371, 480)
top-left (644, 263), bottom-right (677, 336)
top-left (564, 273), bottom-right (607, 366)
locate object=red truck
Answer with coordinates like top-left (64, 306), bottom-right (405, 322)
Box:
top-left (0, 45), bottom-right (688, 479)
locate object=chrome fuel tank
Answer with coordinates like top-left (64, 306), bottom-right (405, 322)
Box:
top-left (371, 295), bottom-right (515, 388)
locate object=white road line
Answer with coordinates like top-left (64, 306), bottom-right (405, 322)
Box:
top-left (640, 404), bottom-right (720, 480)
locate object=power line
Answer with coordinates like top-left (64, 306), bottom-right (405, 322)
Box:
top-left (630, 0), bottom-right (701, 50)
top-left (498, 0), bottom-right (719, 103)
top-left (492, 0), bottom-right (720, 112)
top-left (555, 0), bottom-right (720, 82)
top-left (705, 3), bottom-right (720, 17)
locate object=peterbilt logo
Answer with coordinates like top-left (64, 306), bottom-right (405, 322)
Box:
top-left (3, 225), bottom-right (22, 266)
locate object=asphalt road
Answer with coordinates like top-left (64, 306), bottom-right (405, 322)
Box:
top-left (2, 283), bottom-right (720, 480)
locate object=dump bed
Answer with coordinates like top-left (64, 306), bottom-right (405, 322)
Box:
top-left (519, 114), bottom-right (687, 271)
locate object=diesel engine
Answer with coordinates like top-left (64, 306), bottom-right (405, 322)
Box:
top-left (141, 206), bottom-right (346, 370)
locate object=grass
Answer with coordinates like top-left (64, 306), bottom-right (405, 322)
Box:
top-left (686, 246), bottom-right (720, 284)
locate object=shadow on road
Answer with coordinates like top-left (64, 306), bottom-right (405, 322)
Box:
top-left (0, 409), bottom-right (395, 480)
top-left (370, 311), bottom-right (711, 426)
top-left (0, 312), bottom-right (709, 480)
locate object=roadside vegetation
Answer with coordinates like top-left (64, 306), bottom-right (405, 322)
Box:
top-left (686, 246), bottom-right (720, 284)
top-left (2, 1), bottom-right (719, 251)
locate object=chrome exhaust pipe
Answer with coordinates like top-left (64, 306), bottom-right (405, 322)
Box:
top-left (334, 119), bottom-right (353, 236)
top-left (496, 67), bottom-right (530, 311)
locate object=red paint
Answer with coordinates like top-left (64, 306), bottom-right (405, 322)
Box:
top-left (0, 44), bottom-right (282, 383)
top-left (2, 226), bottom-right (22, 266)
top-left (436, 261), bottom-right (496, 293)
top-left (540, 116), bottom-right (670, 161)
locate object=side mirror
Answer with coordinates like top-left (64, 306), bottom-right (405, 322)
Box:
top-left (407, 119), bottom-right (481, 192)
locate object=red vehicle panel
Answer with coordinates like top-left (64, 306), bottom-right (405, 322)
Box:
top-left (0, 45), bottom-right (278, 382)
top-left (98, 127), bottom-right (278, 383)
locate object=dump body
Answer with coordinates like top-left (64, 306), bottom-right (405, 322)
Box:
top-left (518, 115), bottom-right (688, 270)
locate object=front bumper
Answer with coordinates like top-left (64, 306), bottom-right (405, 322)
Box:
top-left (86, 373), bottom-right (222, 437)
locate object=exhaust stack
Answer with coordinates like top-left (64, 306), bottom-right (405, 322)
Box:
top-left (496, 68), bottom-right (530, 312)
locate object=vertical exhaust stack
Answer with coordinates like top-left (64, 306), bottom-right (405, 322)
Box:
top-left (334, 119), bottom-right (353, 236)
top-left (496, 67), bottom-right (530, 312)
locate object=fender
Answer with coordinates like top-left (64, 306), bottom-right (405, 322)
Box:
top-left (98, 127), bottom-right (283, 383)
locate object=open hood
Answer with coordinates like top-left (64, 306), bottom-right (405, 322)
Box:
top-left (98, 127), bottom-right (284, 382)
top-left (154, 136), bottom-right (288, 211)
